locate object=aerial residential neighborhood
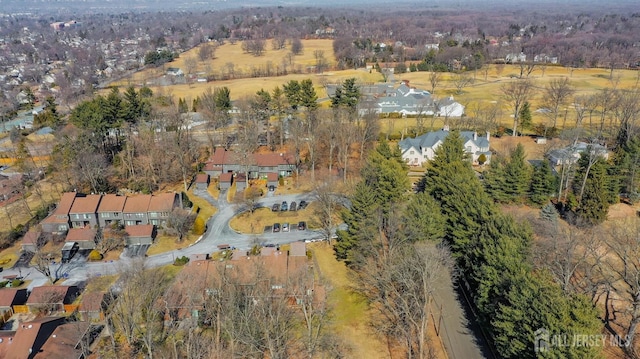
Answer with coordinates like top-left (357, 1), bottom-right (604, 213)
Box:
top-left (0, 0), bottom-right (638, 358)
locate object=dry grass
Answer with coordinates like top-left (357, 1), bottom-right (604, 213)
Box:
top-left (397, 64), bottom-right (640, 131)
top-left (146, 234), bottom-right (195, 256)
top-left (0, 179), bottom-right (62, 230)
top-left (83, 274), bottom-right (118, 293)
top-left (142, 184), bottom-right (217, 256)
top-left (207, 181), bottom-right (220, 200)
top-left (124, 39), bottom-right (336, 84)
top-left (0, 240), bottom-right (22, 268)
top-left (310, 242), bottom-right (388, 358)
top-left (111, 39), bottom-right (381, 101)
top-left (189, 188), bottom-right (217, 219)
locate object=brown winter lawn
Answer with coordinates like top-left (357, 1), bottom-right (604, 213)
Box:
top-left (310, 242), bottom-right (390, 358)
top-left (113, 37), bottom-right (640, 137)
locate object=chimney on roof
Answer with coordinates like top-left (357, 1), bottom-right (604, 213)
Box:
top-left (473, 132), bottom-right (477, 141)
top-left (486, 131), bottom-right (490, 141)
top-left (402, 80), bottom-right (409, 86)
top-left (443, 125), bottom-right (450, 132)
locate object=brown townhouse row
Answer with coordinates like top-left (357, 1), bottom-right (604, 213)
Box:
top-left (40, 192), bottom-right (181, 234)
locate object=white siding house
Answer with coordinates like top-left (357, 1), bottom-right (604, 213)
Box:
top-left (399, 127), bottom-right (491, 167)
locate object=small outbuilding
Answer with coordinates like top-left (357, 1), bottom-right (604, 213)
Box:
top-left (194, 173), bottom-right (210, 190)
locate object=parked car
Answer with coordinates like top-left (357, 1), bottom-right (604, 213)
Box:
top-left (265, 243), bottom-right (276, 248)
top-left (289, 201), bottom-right (297, 211)
top-left (281, 201), bottom-right (288, 211)
top-left (273, 223), bottom-right (281, 232)
top-left (268, 185), bottom-right (275, 192)
top-left (282, 223), bottom-right (290, 232)
top-left (61, 242), bottom-right (80, 263)
top-left (298, 221), bottom-right (306, 230)
top-left (299, 200), bottom-right (308, 209)
top-left (272, 203), bottom-right (280, 212)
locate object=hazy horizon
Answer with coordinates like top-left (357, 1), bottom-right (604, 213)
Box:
top-left (0, 0), bottom-right (637, 16)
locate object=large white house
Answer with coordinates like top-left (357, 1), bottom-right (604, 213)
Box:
top-left (399, 127), bottom-right (491, 166)
top-left (326, 80), bottom-right (465, 117)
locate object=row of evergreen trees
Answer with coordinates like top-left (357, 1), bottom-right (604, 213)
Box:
top-left (483, 141), bottom-right (625, 226)
top-left (420, 132), bottom-right (601, 358)
top-left (336, 132), bottom-right (603, 358)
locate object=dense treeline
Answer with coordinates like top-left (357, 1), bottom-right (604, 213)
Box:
top-left (420, 132), bottom-right (601, 358)
top-left (49, 85), bottom-right (199, 194)
top-left (336, 133), bottom-right (604, 358)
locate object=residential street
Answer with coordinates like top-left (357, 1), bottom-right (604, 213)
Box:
top-left (4, 190), bottom-right (325, 289)
top-left (2, 188), bottom-right (490, 359)
top-left (433, 270), bottom-right (494, 359)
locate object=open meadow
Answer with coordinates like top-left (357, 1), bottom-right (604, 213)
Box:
top-left (112, 38), bottom-right (639, 136)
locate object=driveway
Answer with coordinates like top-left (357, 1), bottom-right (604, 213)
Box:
top-left (433, 271), bottom-right (495, 359)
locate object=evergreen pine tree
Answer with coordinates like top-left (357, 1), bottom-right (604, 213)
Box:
top-left (576, 158), bottom-right (610, 226)
top-left (402, 192), bottom-right (445, 242)
top-left (299, 79), bottom-right (318, 110)
top-left (491, 271), bottom-right (602, 359)
top-left (540, 203), bottom-right (559, 223)
top-left (518, 101), bottom-right (533, 131)
top-left (503, 144), bottom-right (531, 202)
top-left (334, 181), bottom-right (379, 262)
top-left (483, 156), bottom-right (510, 202)
top-left (121, 86), bottom-right (142, 123)
top-left (104, 87), bottom-right (123, 126)
top-left (613, 135), bottom-right (640, 203)
top-left (422, 131), bottom-right (495, 260)
top-left (529, 160), bottom-right (556, 205)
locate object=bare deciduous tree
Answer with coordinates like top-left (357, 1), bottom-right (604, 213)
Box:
top-left (313, 181), bottom-right (341, 244)
top-left (451, 72), bottom-right (473, 94)
top-left (356, 241), bottom-right (453, 359)
top-left (543, 77), bottom-right (575, 129)
top-left (429, 71), bottom-right (441, 94)
top-left (600, 218), bottom-right (640, 357)
top-left (166, 208), bottom-right (196, 242)
top-left (501, 79), bottom-right (536, 136)
top-left (109, 260), bottom-right (170, 358)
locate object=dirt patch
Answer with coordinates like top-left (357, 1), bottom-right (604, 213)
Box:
top-left (607, 202), bottom-right (638, 220)
top-left (490, 135), bottom-right (568, 160)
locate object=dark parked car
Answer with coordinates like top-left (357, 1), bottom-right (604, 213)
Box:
top-left (281, 201), bottom-right (288, 211)
top-left (272, 203), bottom-right (280, 212)
top-left (289, 201), bottom-right (297, 211)
top-left (273, 223), bottom-right (281, 232)
top-left (298, 200), bottom-right (308, 209)
top-left (297, 221), bottom-right (306, 230)
top-left (268, 185), bottom-right (275, 192)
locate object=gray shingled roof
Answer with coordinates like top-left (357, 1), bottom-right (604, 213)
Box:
top-left (399, 130), bottom-right (489, 154)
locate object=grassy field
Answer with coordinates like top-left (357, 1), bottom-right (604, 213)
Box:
top-left (113, 38), bottom-right (640, 138)
top-left (112, 39), bottom-right (381, 101)
top-left (310, 242), bottom-right (389, 358)
top-left (397, 64), bottom-right (639, 131)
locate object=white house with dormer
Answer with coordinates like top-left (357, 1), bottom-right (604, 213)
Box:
top-left (399, 127), bottom-right (491, 166)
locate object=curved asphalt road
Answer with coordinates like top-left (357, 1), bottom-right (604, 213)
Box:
top-left (6, 189), bottom-right (325, 289)
top-left (5, 188), bottom-right (490, 359)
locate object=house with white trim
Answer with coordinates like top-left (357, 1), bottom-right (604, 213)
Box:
top-left (399, 127), bottom-right (491, 167)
